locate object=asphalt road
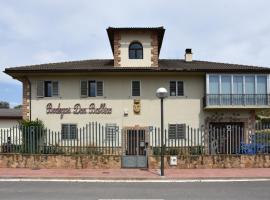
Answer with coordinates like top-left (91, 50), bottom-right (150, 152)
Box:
top-left (0, 181), bottom-right (269, 200)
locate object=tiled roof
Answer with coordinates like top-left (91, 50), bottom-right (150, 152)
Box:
top-left (4, 59), bottom-right (270, 74)
top-left (107, 27), bottom-right (165, 55)
top-left (0, 109), bottom-right (22, 119)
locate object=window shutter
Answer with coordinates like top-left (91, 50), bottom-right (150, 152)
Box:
top-left (105, 123), bottom-right (118, 141)
top-left (80, 80), bottom-right (88, 97)
top-left (37, 80), bottom-right (44, 97)
top-left (170, 81), bottom-right (176, 96)
top-left (168, 124), bottom-right (177, 139)
top-left (132, 81), bottom-right (140, 96)
top-left (96, 81), bottom-right (103, 96)
top-left (61, 124), bottom-right (69, 140)
top-left (70, 124), bottom-right (77, 139)
top-left (177, 81), bottom-right (184, 96)
top-left (52, 81), bottom-right (59, 96)
top-left (176, 124), bottom-right (186, 139)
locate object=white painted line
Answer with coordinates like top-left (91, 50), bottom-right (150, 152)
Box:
top-left (0, 178), bottom-right (270, 183)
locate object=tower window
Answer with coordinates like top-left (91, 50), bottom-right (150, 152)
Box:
top-left (129, 42), bottom-right (143, 59)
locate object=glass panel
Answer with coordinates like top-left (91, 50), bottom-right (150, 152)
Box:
top-left (136, 49), bottom-right (143, 59)
top-left (170, 81), bottom-right (176, 96)
top-left (257, 76), bottom-right (267, 94)
top-left (245, 76), bottom-right (255, 105)
top-left (129, 49), bottom-right (136, 59)
top-left (132, 81), bottom-right (140, 96)
top-left (233, 76), bottom-right (243, 105)
top-left (209, 75), bottom-right (219, 105)
top-left (257, 76), bottom-right (267, 105)
top-left (209, 75), bottom-right (219, 94)
top-left (221, 76), bottom-right (231, 105)
top-left (44, 81), bottom-right (52, 97)
top-left (130, 43), bottom-right (142, 49)
top-left (177, 81), bottom-right (184, 96)
top-left (245, 76), bottom-right (255, 94)
top-left (89, 81), bottom-right (96, 97)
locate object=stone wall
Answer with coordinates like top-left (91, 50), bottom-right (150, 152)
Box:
top-left (149, 155), bottom-right (270, 169)
top-left (0, 154), bottom-right (121, 169)
top-left (1, 154), bottom-right (269, 169)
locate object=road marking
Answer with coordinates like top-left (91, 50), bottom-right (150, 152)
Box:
top-left (0, 178), bottom-right (270, 183)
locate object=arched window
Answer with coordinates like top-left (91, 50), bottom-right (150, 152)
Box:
top-left (129, 42), bottom-right (143, 59)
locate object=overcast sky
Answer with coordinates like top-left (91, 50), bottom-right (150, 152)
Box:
top-left (0, 0), bottom-right (270, 107)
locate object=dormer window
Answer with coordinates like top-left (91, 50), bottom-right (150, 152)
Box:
top-left (129, 42), bottom-right (143, 59)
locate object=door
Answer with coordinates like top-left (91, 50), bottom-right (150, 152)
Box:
top-left (122, 128), bottom-right (148, 168)
top-left (209, 122), bottom-right (244, 154)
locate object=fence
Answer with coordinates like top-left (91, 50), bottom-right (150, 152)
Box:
top-left (0, 123), bottom-right (121, 155)
top-left (0, 122), bottom-right (269, 155)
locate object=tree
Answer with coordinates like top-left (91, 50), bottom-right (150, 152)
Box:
top-left (14, 105), bottom-right (22, 109)
top-left (0, 101), bottom-right (10, 108)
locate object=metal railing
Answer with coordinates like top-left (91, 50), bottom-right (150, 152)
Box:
top-left (204, 94), bottom-right (270, 106)
top-left (149, 126), bottom-right (205, 156)
top-left (0, 122), bottom-right (121, 155)
top-left (0, 122), bottom-right (269, 155)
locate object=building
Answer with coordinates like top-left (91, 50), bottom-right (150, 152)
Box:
top-left (4, 27), bottom-right (270, 167)
top-left (0, 109), bottom-right (22, 129)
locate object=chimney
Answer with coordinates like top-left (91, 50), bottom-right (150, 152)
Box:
top-left (185, 48), bottom-right (192, 62)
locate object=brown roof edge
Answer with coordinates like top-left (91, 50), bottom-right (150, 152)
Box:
top-left (106, 27), bottom-right (165, 55)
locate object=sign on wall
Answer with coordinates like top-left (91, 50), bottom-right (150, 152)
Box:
top-left (46, 103), bottom-right (112, 119)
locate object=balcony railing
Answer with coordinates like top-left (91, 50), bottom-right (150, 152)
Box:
top-left (204, 94), bottom-right (270, 107)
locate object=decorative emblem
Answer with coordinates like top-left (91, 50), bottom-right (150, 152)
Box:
top-left (133, 99), bottom-right (141, 114)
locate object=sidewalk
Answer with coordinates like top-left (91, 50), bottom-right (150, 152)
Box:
top-left (0, 168), bottom-right (270, 180)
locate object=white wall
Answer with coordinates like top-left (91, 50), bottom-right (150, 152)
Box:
top-left (29, 73), bottom-right (205, 131)
top-left (119, 32), bottom-right (152, 67)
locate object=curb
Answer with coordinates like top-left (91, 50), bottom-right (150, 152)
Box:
top-left (1, 177), bottom-right (270, 182)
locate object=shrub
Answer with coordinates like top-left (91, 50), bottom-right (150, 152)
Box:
top-left (19, 119), bottom-right (45, 154)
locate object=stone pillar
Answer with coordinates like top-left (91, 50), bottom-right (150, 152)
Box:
top-left (151, 32), bottom-right (159, 67)
top-left (22, 78), bottom-right (30, 120)
top-left (113, 31), bottom-right (121, 66)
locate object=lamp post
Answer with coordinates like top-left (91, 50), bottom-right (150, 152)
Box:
top-left (156, 87), bottom-right (168, 176)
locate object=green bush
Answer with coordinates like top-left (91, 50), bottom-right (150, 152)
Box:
top-left (20, 119), bottom-right (45, 154)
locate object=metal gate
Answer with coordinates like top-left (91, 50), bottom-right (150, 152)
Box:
top-left (209, 122), bottom-right (244, 154)
top-left (122, 127), bottom-right (148, 168)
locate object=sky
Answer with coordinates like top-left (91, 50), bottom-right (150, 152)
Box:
top-left (0, 0), bottom-right (270, 107)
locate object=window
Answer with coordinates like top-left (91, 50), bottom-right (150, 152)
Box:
top-left (105, 123), bottom-right (118, 141)
top-left (37, 80), bottom-right (59, 97)
top-left (208, 74), bottom-right (268, 95)
top-left (129, 42), bottom-right (143, 59)
top-left (168, 124), bottom-right (186, 139)
top-left (61, 124), bottom-right (77, 140)
top-left (80, 80), bottom-right (103, 97)
top-left (207, 74), bottom-right (269, 106)
top-left (170, 81), bottom-right (184, 96)
top-left (132, 81), bottom-right (140, 96)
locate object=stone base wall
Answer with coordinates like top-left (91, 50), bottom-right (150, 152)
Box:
top-left (0, 154), bottom-right (121, 169)
top-left (1, 154), bottom-right (270, 169)
top-left (149, 155), bottom-right (270, 169)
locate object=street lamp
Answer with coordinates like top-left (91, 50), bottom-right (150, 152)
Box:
top-left (156, 87), bottom-right (168, 176)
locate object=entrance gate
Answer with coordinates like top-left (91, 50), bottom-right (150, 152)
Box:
top-left (122, 127), bottom-right (149, 168)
